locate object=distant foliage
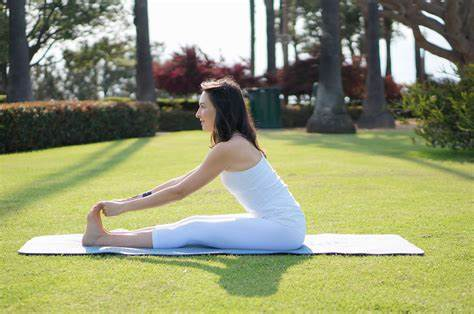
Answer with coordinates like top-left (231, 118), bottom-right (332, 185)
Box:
top-left (402, 64), bottom-right (474, 150)
top-left (277, 56), bottom-right (402, 103)
top-left (341, 57), bottom-right (366, 101)
top-left (341, 57), bottom-right (402, 102)
top-left (277, 57), bottom-right (319, 97)
top-left (384, 75), bottom-right (403, 103)
top-left (152, 45), bottom-right (257, 96)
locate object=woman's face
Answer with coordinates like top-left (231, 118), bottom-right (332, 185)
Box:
top-left (196, 91), bottom-right (216, 132)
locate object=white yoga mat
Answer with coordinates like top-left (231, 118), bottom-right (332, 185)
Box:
top-left (18, 232), bottom-right (424, 256)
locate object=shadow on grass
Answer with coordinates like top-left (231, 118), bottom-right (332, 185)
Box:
top-left (0, 137), bottom-right (152, 221)
top-left (89, 254), bottom-right (311, 297)
top-left (261, 130), bottom-right (474, 181)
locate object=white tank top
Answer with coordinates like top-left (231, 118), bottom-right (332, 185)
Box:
top-left (220, 151), bottom-right (306, 230)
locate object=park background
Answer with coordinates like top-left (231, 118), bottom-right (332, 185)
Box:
top-left (1, 0), bottom-right (473, 312)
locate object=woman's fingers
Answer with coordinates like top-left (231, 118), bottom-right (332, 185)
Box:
top-left (101, 201), bottom-right (123, 217)
top-left (90, 202), bottom-right (104, 214)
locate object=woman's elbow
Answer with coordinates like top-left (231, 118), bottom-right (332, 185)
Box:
top-left (172, 186), bottom-right (187, 200)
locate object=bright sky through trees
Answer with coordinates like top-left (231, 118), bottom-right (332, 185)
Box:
top-left (143, 0), bottom-right (457, 84)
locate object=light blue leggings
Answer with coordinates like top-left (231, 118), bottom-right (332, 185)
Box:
top-left (151, 213), bottom-right (306, 250)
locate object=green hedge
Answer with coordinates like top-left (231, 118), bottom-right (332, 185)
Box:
top-left (0, 100), bottom-right (159, 154)
top-left (281, 104), bottom-right (364, 128)
top-left (158, 107), bottom-right (201, 131)
top-left (281, 105), bottom-right (314, 127)
top-left (102, 97), bottom-right (199, 111)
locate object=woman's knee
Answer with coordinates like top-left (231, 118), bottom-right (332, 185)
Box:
top-left (286, 232), bottom-right (305, 250)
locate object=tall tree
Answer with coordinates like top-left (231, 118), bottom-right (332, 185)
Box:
top-left (250, 0), bottom-right (256, 76)
top-left (0, 1), bottom-right (7, 94)
top-left (6, 0), bottom-right (32, 102)
top-left (383, 16), bottom-right (392, 76)
top-left (357, 0), bottom-right (395, 128)
top-left (288, 0), bottom-right (301, 61)
top-left (379, 0), bottom-right (474, 67)
top-left (306, 0), bottom-right (355, 134)
top-left (298, 0), bottom-right (365, 61)
top-left (264, 0), bottom-right (277, 77)
top-left (0, 0), bottom-right (124, 96)
top-left (279, 0), bottom-right (290, 68)
top-left (134, 0), bottom-right (156, 102)
top-left (415, 41), bottom-right (426, 82)
top-left (340, 0), bottom-right (363, 59)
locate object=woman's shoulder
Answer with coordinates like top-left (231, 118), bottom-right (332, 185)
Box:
top-left (226, 133), bottom-right (252, 150)
top-left (221, 134), bottom-right (263, 171)
top-left (212, 133), bottom-right (257, 155)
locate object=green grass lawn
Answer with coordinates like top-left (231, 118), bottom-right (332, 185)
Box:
top-left (1, 128), bottom-right (473, 312)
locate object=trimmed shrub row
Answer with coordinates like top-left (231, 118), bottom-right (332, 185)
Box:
top-left (0, 101), bottom-right (159, 154)
top-left (103, 97), bottom-right (199, 111)
top-left (157, 104), bottom-right (366, 132)
top-left (1, 99), bottom-right (407, 154)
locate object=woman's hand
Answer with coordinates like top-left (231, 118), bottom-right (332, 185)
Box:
top-left (93, 200), bottom-right (126, 217)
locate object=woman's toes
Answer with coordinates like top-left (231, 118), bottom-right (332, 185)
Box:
top-left (82, 209), bottom-right (107, 246)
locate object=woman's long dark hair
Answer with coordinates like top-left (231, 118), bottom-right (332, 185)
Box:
top-left (200, 76), bottom-right (266, 158)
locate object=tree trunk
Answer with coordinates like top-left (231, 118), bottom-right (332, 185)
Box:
top-left (306, 0), bottom-right (355, 134)
top-left (280, 0), bottom-right (289, 69)
top-left (293, 41), bottom-right (299, 61)
top-left (289, 0), bottom-right (299, 62)
top-left (357, 0), bottom-right (395, 129)
top-left (264, 0), bottom-right (276, 77)
top-left (6, 0), bottom-right (32, 103)
top-left (415, 41), bottom-right (426, 82)
top-left (383, 16), bottom-right (392, 76)
top-left (0, 62), bottom-right (7, 94)
top-left (346, 37), bottom-right (355, 59)
top-left (250, 0), bottom-right (255, 76)
top-left (134, 0), bottom-right (156, 102)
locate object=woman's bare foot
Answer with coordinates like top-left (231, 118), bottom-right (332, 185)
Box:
top-left (82, 206), bottom-right (109, 246)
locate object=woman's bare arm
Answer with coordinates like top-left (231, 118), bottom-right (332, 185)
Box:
top-left (116, 166), bottom-right (200, 202)
top-left (123, 144), bottom-right (228, 212)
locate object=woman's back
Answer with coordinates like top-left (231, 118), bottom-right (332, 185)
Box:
top-left (220, 134), bottom-right (306, 231)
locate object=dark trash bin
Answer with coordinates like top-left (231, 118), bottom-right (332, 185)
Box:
top-left (245, 87), bottom-right (282, 128)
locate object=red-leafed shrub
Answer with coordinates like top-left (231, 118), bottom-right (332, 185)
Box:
top-left (384, 74), bottom-right (403, 102)
top-left (341, 57), bottom-right (366, 100)
top-left (210, 61), bottom-right (261, 88)
top-left (341, 57), bottom-right (402, 102)
top-left (153, 45), bottom-right (259, 96)
top-left (277, 57), bottom-right (319, 97)
top-left (152, 45), bottom-right (216, 96)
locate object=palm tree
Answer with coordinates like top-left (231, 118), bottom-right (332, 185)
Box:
top-left (250, 0), bottom-right (255, 76)
top-left (134, 0), bottom-right (156, 102)
top-left (280, 0), bottom-right (289, 69)
top-left (6, 0), bottom-right (32, 102)
top-left (383, 16), bottom-right (392, 76)
top-left (357, 0), bottom-right (394, 128)
top-left (264, 0), bottom-right (276, 77)
top-left (306, 0), bottom-right (355, 134)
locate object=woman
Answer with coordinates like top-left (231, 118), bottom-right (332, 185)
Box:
top-left (82, 76), bottom-right (307, 250)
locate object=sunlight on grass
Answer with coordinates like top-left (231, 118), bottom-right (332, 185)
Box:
top-left (1, 129), bottom-right (472, 311)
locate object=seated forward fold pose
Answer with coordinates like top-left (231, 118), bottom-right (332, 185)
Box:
top-left (82, 76), bottom-right (307, 250)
